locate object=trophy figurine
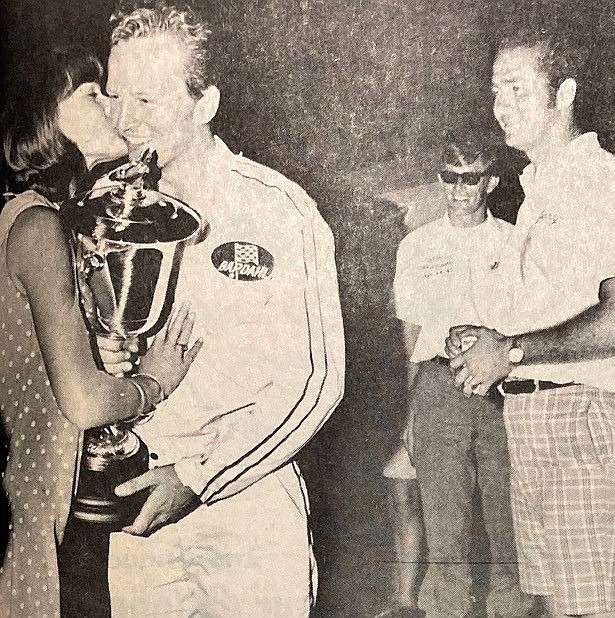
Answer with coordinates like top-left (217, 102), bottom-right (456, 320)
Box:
top-left (60, 151), bottom-right (202, 528)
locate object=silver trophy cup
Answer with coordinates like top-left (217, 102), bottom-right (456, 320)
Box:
top-left (60, 153), bottom-right (202, 528)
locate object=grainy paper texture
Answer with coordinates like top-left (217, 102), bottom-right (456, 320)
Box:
top-left (2, 1), bottom-right (615, 616)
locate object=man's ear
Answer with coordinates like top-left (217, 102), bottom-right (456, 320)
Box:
top-left (193, 85), bottom-right (220, 125)
top-left (556, 77), bottom-right (577, 111)
top-left (486, 175), bottom-right (500, 194)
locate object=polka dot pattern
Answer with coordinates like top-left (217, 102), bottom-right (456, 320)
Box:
top-left (1, 197), bottom-right (80, 617)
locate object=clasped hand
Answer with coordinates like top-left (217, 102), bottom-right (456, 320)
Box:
top-left (445, 325), bottom-right (512, 397)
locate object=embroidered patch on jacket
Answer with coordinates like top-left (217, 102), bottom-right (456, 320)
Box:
top-left (537, 211), bottom-right (559, 225)
top-left (212, 241), bottom-right (274, 281)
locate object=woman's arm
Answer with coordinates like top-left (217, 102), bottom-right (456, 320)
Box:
top-left (6, 205), bottom-right (187, 429)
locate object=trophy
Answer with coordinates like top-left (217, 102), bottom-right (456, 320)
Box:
top-left (60, 151), bottom-right (202, 529)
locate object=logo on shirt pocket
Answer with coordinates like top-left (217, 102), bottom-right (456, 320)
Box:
top-left (211, 241), bottom-right (274, 281)
top-left (419, 257), bottom-right (453, 278)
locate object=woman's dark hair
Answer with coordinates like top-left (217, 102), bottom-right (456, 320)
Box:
top-left (2, 46), bottom-right (104, 200)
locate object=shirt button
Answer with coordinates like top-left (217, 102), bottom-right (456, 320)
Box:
top-left (150, 452), bottom-right (158, 460)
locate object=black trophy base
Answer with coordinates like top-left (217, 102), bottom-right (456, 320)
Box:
top-left (73, 438), bottom-right (149, 532)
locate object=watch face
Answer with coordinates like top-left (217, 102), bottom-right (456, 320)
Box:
top-left (509, 346), bottom-right (524, 364)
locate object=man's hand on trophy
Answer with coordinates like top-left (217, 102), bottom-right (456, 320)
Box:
top-left (97, 335), bottom-right (140, 377)
top-left (138, 302), bottom-right (203, 400)
top-left (115, 464), bottom-right (200, 536)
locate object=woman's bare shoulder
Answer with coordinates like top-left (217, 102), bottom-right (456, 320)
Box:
top-left (6, 199), bottom-right (68, 277)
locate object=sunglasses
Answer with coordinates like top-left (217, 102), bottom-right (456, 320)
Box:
top-left (439, 170), bottom-right (490, 186)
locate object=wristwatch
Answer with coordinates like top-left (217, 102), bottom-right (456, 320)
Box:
top-left (508, 337), bottom-right (524, 364)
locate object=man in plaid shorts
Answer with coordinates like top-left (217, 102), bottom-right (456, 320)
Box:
top-left (446, 26), bottom-right (615, 618)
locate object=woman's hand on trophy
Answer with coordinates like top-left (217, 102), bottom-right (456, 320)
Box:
top-left (138, 302), bottom-right (203, 399)
top-left (96, 335), bottom-right (140, 377)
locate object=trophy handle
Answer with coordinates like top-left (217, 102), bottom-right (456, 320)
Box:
top-left (82, 250), bottom-right (106, 275)
top-left (75, 245), bottom-right (105, 333)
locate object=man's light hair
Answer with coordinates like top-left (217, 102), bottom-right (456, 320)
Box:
top-left (110, 1), bottom-right (212, 99)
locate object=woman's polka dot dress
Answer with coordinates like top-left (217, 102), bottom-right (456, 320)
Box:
top-left (0, 193), bottom-right (81, 617)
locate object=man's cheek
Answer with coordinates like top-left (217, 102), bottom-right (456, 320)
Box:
top-left (141, 109), bottom-right (161, 126)
top-left (150, 113), bottom-right (178, 135)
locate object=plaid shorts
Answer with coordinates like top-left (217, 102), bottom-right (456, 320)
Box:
top-left (504, 385), bottom-right (615, 615)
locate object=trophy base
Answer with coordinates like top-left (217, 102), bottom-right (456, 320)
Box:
top-left (73, 433), bottom-right (149, 532)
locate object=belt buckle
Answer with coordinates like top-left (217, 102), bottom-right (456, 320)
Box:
top-left (498, 379), bottom-right (540, 396)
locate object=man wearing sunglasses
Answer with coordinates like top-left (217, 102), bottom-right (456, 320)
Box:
top-left (390, 134), bottom-right (532, 618)
top-left (446, 26), bottom-right (615, 618)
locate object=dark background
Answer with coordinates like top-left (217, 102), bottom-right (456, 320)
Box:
top-left (2, 1), bottom-right (615, 615)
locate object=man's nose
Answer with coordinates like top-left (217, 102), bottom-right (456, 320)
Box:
top-left (98, 94), bottom-right (113, 119)
top-left (110, 99), bottom-right (135, 133)
top-left (493, 91), bottom-right (512, 116)
top-left (452, 178), bottom-right (468, 196)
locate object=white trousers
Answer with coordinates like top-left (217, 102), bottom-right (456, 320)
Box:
top-left (108, 462), bottom-right (316, 617)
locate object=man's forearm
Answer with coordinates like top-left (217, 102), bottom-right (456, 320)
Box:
top-left (518, 278), bottom-right (615, 365)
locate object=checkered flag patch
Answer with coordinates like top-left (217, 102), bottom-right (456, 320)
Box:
top-left (234, 243), bottom-right (259, 265)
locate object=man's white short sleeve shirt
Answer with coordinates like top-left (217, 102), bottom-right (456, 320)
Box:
top-left (394, 211), bottom-right (513, 362)
top-left (481, 133), bottom-right (615, 389)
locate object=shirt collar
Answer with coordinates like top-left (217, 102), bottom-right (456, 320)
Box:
top-left (520, 132), bottom-right (600, 193)
top-left (444, 208), bottom-right (495, 230)
top-left (213, 134), bottom-right (234, 160)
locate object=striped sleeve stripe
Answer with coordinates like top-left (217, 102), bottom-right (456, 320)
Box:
top-left (201, 173), bottom-right (341, 503)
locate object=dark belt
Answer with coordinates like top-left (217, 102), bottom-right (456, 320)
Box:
top-left (499, 379), bottom-right (576, 395)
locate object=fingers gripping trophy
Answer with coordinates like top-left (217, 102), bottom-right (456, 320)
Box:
top-left (60, 151), bottom-right (203, 529)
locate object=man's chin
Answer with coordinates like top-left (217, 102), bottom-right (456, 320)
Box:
top-left (503, 128), bottom-right (528, 147)
top-left (504, 133), bottom-right (522, 149)
top-left (129, 148), bottom-right (171, 169)
top-left (127, 149), bottom-right (143, 162)
top-left (127, 143), bottom-right (154, 161)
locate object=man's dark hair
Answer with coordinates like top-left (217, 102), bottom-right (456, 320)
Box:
top-left (498, 25), bottom-right (590, 105)
top-left (440, 130), bottom-right (498, 173)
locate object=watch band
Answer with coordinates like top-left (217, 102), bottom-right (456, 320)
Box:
top-left (508, 337), bottom-right (524, 364)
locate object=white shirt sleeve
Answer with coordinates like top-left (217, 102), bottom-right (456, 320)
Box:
top-left (393, 235), bottom-right (424, 325)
